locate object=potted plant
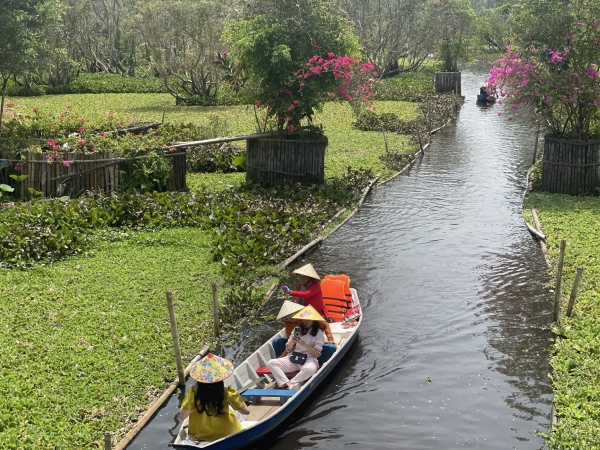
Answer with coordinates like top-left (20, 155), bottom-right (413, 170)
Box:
top-left (487, 18), bottom-right (600, 194)
top-left (432, 0), bottom-right (475, 95)
top-left (223, 0), bottom-right (375, 186)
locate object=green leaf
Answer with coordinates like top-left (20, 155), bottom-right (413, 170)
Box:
top-left (0, 184), bottom-right (14, 193)
top-left (232, 156), bottom-right (246, 167)
top-left (9, 174), bottom-right (29, 182)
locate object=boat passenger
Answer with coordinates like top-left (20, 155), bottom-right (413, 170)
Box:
top-left (281, 263), bottom-right (332, 322)
top-left (480, 85), bottom-right (488, 96)
top-left (179, 353), bottom-right (250, 442)
top-left (276, 300), bottom-right (335, 350)
top-left (267, 305), bottom-right (325, 389)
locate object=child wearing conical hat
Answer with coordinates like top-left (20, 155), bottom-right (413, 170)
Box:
top-left (179, 354), bottom-right (250, 442)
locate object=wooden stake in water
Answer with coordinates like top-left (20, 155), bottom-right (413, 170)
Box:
top-left (166, 291), bottom-right (185, 387)
top-left (566, 267), bottom-right (583, 317)
top-left (212, 283), bottom-right (220, 338)
top-left (104, 433), bottom-right (113, 450)
top-left (553, 239), bottom-right (567, 322)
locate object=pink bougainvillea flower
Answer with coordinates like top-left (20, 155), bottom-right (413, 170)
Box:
top-left (108, 110), bottom-right (114, 115)
top-left (498, 112), bottom-right (502, 116)
top-left (508, 117), bottom-right (513, 121)
top-left (66, 105), bottom-right (72, 110)
top-left (63, 160), bottom-right (71, 167)
top-left (33, 107), bottom-right (39, 113)
top-left (77, 140), bottom-right (86, 146)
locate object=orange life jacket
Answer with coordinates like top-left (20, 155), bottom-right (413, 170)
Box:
top-left (321, 275), bottom-right (352, 322)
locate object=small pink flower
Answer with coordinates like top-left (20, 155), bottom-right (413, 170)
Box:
top-left (66, 105), bottom-right (72, 110)
top-left (498, 112), bottom-right (502, 116)
top-left (77, 140), bottom-right (86, 146)
top-left (108, 110), bottom-right (114, 115)
top-left (63, 160), bottom-right (71, 167)
top-left (508, 117), bottom-right (513, 121)
top-left (6, 102), bottom-right (14, 108)
top-left (33, 107), bottom-right (39, 113)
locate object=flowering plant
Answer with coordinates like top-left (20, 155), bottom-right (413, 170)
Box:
top-left (254, 54), bottom-right (376, 132)
top-left (487, 19), bottom-right (600, 140)
top-left (224, 0), bottom-right (367, 133)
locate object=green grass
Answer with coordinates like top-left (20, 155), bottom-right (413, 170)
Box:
top-left (0, 228), bottom-right (223, 448)
top-left (524, 192), bottom-right (600, 449)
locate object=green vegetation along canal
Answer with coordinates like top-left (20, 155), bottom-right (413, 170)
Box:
top-left (129, 61), bottom-right (553, 449)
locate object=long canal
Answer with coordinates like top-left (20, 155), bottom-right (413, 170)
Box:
top-left (129, 61), bottom-right (553, 449)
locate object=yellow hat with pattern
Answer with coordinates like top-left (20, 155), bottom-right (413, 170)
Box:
top-left (291, 304), bottom-right (326, 322)
top-left (189, 353), bottom-right (234, 383)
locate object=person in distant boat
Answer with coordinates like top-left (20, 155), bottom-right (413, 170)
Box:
top-left (276, 300), bottom-right (335, 351)
top-left (180, 353), bottom-right (250, 442)
top-left (480, 85), bottom-right (488, 96)
top-left (267, 305), bottom-right (325, 389)
top-left (281, 263), bottom-right (332, 322)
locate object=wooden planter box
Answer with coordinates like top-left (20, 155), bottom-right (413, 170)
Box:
top-left (246, 134), bottom-right (327, 186)
top-left (435, 72), bottom-right (461, 95)
top-left (540, 135), bottom-right (600, 195)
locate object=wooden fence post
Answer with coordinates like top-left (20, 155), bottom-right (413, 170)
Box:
top-left (104, 433), bottom-right (113, 450)
top-left (212, 283), bottom-right (220, 338)
top-left (427, 103), bottom-right (432, 136)
top-left (553, 239), bottom-right (567, 322)
top-left (166, 291), bottom-right (186, 387)
top-left (566, 266), bottom-right (583, 317)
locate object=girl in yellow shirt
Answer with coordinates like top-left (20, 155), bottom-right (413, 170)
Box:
top-left (180, 353), bottom-right (250, 442)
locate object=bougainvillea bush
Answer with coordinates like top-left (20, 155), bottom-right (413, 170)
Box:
top-left (224, 0), bottom-right (376, 132)
top-left (487, 19), bottom-right (600, 139)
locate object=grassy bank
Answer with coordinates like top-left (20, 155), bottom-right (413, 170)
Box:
top-left (524, 193), bottom-right (600, 448)
top-left (0, 228), bottom-right (231, 448)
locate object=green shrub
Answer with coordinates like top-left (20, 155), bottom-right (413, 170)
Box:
top-left (186, 144), bottom-right (245, 174)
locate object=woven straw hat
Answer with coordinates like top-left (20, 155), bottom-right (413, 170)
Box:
top-left (190, 353), bottom-right (234, 384)
top-left (292, 304), bottom-right (326, 322)
top-left (276, 300), bottom-right (305, 320)
top-left (292, 263), bottom-right (321, 281)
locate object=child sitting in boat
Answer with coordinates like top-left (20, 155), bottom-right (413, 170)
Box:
top-left (267, 305), bottom-right (325, 389)
top-left (281, 263), bottom-right (332, 322)
top-left (179, 353), bottom-right (250, 442)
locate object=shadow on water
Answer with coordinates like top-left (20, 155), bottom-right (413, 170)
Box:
top-left (128, 60), bottom-right (553, 449)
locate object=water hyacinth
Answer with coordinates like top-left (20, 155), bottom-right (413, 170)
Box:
top-left (486, 20), bottom-right (600, 140)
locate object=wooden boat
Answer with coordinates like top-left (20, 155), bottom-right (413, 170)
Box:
top-left (476, 93), bottom-right (496, 103)
top-left (172, 288), bottom-right (361, 449)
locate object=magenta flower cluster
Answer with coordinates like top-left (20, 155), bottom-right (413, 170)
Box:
top-left (486, 20), bottom-right (600, 139)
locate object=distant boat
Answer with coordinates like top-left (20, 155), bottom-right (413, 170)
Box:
top-left (172, 288), bottom-right (362, 449)
top-left (477, 93), bottom-right (496, 104)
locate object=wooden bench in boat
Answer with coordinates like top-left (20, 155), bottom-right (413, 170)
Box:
top-left (242, 389), bottom-right (296, 405)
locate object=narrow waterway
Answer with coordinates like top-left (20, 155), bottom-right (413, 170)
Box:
top-left (128, 61), bottom-right (553, 449)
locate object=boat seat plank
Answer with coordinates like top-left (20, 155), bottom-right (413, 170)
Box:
top-left (256, 366), bottom-right (299, 376)
top-left (242, 389), bottom-right (296, 405)
top-left (245, 400), bottom-right (280, 421)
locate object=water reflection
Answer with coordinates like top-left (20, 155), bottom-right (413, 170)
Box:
top-left (128, 61), bottom-right (552, 449)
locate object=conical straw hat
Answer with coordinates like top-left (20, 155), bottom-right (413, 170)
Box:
top-left (292, 263), bottom-right (320, 280)
top-left (291, 304), bottom-right (326, 322)
top-left (190, 353), bottom-right (234, 383)
top-left (276, 300), bottom-right (305, 320)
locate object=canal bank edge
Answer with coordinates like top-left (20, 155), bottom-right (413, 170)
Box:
top-left (521, 161), bottom-right (559, 432)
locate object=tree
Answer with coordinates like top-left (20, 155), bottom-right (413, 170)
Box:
top-left (224, 0), bottom-right (362, 130)
top-left (134, 0), bottom-right (227, 103)
top-left (0, 0), bottom-right (61, 126)
top-left (430, 0), bottom-right (476, 72)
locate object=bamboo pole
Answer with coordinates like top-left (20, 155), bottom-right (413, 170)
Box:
top-left (112, 345), bottom-right (209, 450)
top-left (415, 121), bottom-right (424, 152)
top-left (525, 221), bottom-right (546, 240)
top-left (553, 239), bottom-right (567, 322)
top-left (532, 120), bottom-right (541, 164)
top-left (566, 267), bottom-right (583, 317)
top-left (166, 291), bottom-right (185, 387)
top-left (104, 433), bottom-right (112, 450)
top-left (532, 209), bottom-right (551, 267)
top-left (212, 283), bottom-right (220, 338)
top-left (427, 104), bottom-right (432, 136)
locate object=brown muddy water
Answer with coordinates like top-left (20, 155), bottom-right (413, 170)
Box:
top-left (128, 61), bottom-right (553, 450)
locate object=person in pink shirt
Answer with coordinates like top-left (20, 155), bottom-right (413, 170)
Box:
top-left (281, 263), bottom-right (331, 322)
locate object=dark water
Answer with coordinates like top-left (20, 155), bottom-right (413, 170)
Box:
top-left (128, 61), bottom-right (553, 450)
